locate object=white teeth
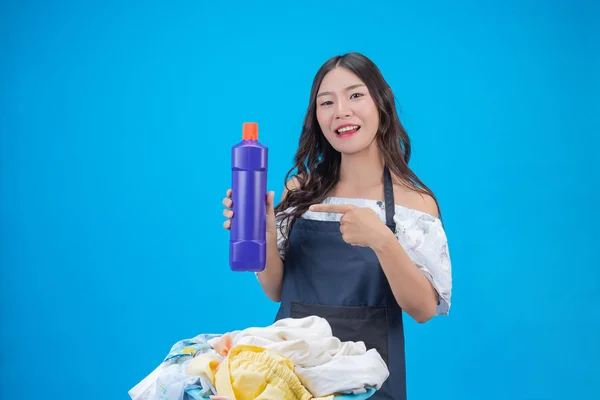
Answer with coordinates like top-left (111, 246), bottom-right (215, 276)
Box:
top-left (336, 125), bottom-right (359, 133)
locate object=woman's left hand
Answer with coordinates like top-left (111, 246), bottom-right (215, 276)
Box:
top-left (309, 203), bottom-right (393, 248)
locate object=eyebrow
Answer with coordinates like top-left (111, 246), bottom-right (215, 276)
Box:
top-left (317, 84), bottom-right (366, 98)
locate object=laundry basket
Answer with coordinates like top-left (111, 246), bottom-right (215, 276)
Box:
top-left (187, 387), bottom-right (376, 400)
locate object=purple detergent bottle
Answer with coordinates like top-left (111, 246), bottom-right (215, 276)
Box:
top-left (230, 122), bottom-right (268, 272)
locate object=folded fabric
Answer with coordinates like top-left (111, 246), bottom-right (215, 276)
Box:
top-left (207, 316), bottom-right (389, 397)
top-left (188, 344), bottom-right (334, 400)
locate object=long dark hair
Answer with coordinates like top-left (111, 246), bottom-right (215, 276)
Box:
top-left (275, 52), bottom-right (440, 248)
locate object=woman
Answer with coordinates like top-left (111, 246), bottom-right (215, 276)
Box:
top-left (222, 52), bottom-right (452, 400)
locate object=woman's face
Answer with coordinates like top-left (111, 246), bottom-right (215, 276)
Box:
top-left (315, 67), bottom-right (380, 155)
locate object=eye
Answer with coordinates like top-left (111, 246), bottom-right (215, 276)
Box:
top-left (319, 100), bottom-right (333, 106)
top-left (350, 92), bottom-right (364, 99)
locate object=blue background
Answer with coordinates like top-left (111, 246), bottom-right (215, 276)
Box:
top-left (1, 1), bottom-right (598, 399)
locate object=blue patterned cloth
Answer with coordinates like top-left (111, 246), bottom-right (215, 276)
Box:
top-left (150, 334), bottom-right (220, 400)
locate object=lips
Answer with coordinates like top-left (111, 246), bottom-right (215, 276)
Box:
top-left (334, 124), bottom-right (361, 135)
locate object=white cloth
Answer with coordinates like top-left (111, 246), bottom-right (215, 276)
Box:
top-left (275, 196), bottom-right (453, 315)
top-left (128, 363), bottom-right (216, 400)
top-left (209, 316), bottom-right (389, 397)
top-left (129, 364), bottom-right (162, 400)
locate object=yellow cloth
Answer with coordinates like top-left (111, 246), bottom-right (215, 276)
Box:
top-left (186, 353), bottom-right (222, 383)
top-left (187, 344), bottom-right (334, 400)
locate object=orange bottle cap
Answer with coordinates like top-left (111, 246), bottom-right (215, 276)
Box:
top-left (242, 122), bottom-right (258, 141)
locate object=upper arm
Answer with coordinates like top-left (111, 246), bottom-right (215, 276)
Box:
top-left (274, 175), bottom-right (302, 261)
top-left (393, 210), bottom-right (452, 316)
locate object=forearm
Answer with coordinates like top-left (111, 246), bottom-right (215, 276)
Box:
top-left (256, 232), bottom-right (284, 302)
top-left (372, 230), bottom-right (438, 323)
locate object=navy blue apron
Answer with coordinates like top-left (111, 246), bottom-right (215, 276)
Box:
top-left (275, 166), bottom-right (406, 400)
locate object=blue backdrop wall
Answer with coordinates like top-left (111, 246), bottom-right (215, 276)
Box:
top-left (1, 1), bottom-right (598, 399)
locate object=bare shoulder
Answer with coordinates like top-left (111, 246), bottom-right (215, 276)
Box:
top-left (286, 175), bottom-right (302, 190)
top-left (393, 183), bottom-right (439, 218)
top-left (280, 174), bottom-right (304, 201)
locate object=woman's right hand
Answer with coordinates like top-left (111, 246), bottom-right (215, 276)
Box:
top-left (222, 189), bottom-right (277, 236)
top-left (222, 189), bottom-right (234, 230)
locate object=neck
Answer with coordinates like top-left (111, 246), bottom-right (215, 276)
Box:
top-left (338, 144), bottom-right (385, 189)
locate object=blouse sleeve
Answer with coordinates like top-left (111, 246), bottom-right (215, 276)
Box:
top-left (394, 212), bottom-right (452, 316)
top-left (275, 211), bottom-right (289, 260)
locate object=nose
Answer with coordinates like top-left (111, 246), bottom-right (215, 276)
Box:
top-left (334, 98), bottom-right (352, 119)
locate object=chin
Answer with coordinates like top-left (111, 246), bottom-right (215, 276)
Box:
top-left (333, 143), bottom-right (371, 155)
top-left (335, 137), bottom-right (378, 155)
top-left (324, 129), bottom-right (377, 155)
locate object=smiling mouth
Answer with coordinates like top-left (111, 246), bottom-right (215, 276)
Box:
top-left (335, 125), bottom-right (361, 135)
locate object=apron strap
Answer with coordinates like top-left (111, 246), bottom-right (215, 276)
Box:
top-left (383, 166), bottom-right (397, 232)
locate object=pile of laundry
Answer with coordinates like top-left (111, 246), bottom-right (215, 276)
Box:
top-left (129, 316), bottom-right (389, 400)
